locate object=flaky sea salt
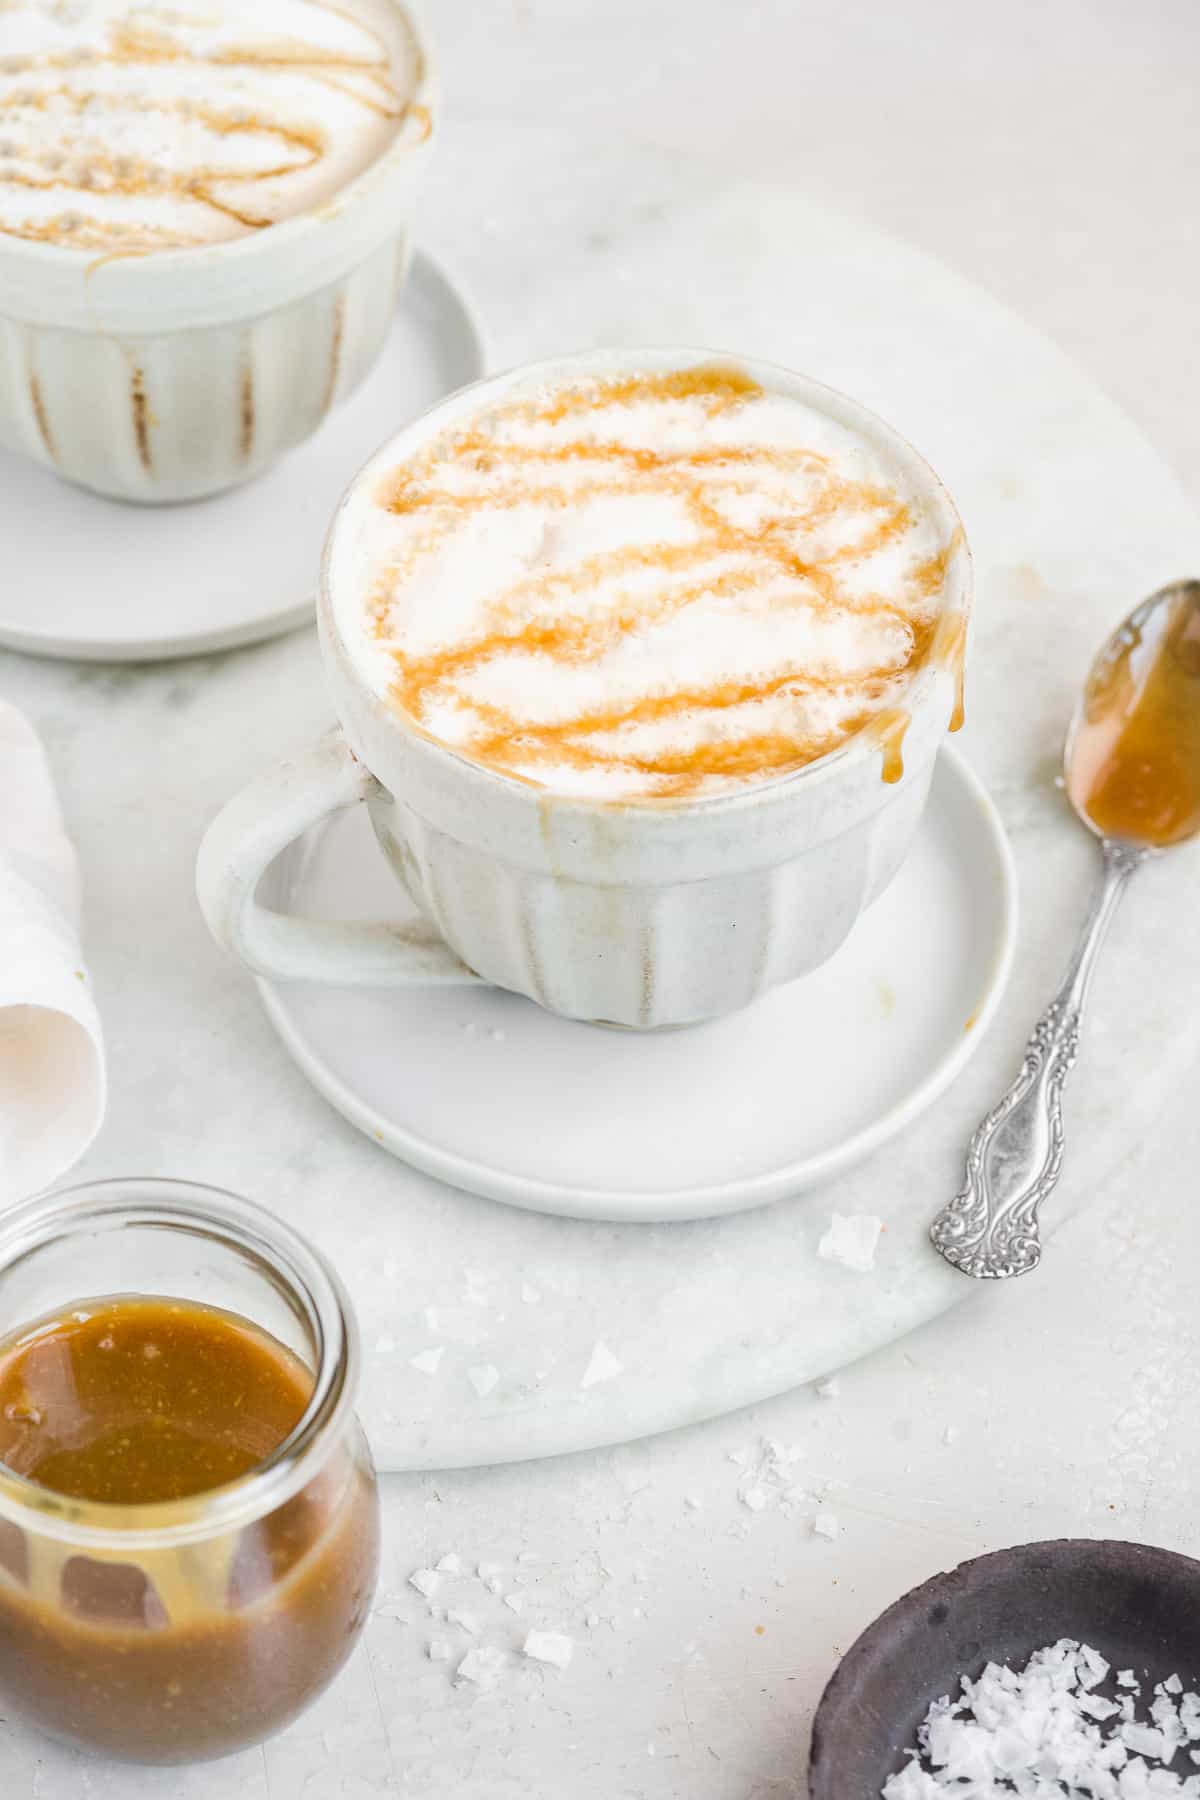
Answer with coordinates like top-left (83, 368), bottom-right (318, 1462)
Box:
top-left (468, 1364), bottom-right (500, 1398)
top-left (409, 1346), bottom-right (444, 1375)
top-left (886, 1641), bottom-right (1200, 1799)
top-left (817, 1213), bottom-right (882, 1273)
top-left (523, 1631), bottom-right (573, 1670)
top-left (581, 1341), bottom-right (623, 1387)
top-left (456, 1646), bottom-right (506, 1689)
top-left (813, 1512), bottom-right (840, 1540)
top-left (408, 1569), bottom-right (440, 1599)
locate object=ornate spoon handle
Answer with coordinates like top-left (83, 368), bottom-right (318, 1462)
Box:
top-left (930, 838), bottom-right (1145, 1279)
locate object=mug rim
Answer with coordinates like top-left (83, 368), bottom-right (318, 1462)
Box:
top-left (319, 343), bottom-right (972, 818)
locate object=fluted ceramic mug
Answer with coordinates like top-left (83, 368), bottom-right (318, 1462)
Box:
top-left (0, 3), bottom-right (435, 504)
top-left (196, 348), bottom-right (970, 1030)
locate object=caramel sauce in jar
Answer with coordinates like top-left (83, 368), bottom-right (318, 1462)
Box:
top-left (1067, 585), bottom-right (1200, 847)
top-left (0, 1294), bottom-right (378, 1764)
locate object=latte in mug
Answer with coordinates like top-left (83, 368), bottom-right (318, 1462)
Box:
top-left (200, 349), bottom-right (970, 1029)
top-left (337, 361), bottom-right (963, 800)
top-left (0, 0), bottom-right (427, 252)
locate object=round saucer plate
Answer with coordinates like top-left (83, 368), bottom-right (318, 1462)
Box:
top-left (257, 746), bottom-right (1017, 1224)
top-left (0, 251), bottom-right (487, 664)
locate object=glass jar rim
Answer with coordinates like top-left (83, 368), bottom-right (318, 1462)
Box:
top-left (0, 1177), bottom-right (359, 1550)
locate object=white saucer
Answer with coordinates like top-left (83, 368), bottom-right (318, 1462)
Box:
top-left (257, 747), bottom-right (1017, 1224)
top-left (0, 251), bottom-right (487, 664)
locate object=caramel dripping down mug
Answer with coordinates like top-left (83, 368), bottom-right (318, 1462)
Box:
top-left (196, 349), bottom-right (971, 1030)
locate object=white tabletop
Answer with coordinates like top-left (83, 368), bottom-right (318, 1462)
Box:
top-left (4, 3), bottom-right (1200, 1794)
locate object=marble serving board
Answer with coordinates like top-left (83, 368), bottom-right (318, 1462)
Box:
top-left (7, 124), bottom-right (1200, 1473)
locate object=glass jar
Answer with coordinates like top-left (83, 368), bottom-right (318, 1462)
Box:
top-left (0, 1177), bottom-right (379, 1763)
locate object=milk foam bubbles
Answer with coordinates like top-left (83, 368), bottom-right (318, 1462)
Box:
top-left (0, 0), bottom-right (425, 251)
top-left (339, 362), bottom-right (956, 801)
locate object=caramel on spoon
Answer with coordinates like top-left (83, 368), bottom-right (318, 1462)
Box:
top-left (931, 579), bottom-right (1200, 1279)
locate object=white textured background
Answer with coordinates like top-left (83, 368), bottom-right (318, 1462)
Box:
top-left (5, 3), bottom-right (1200, 1796)
top-left (437, 0), bottom-right (1200, 504)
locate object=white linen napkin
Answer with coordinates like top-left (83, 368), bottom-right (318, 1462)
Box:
top-left (0, 701), bottom-right (105, 1203)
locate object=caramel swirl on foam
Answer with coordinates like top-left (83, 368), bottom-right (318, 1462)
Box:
top-left (351, 365), bottom-right (958, 800)
top-left (0, 0), bottom-right (424, 251)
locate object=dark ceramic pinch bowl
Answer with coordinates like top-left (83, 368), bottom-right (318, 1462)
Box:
top-left (809, 1538), bottom-right (1200, 1800)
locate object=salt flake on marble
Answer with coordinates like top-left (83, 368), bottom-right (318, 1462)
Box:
top-left (503, 1592), bottom-right (524, 1614)
top-left (428, 1638), bottom-right (451, 1662)
top-left (685, 1495), bottom-right (703, 1511)
top-left (468, 1364), bottom-right (500, 1398)
top-left (435, 1553), bottom-right (462, 1576)
top-left (581, 1341), bottom-right (622, 1388)
top-left (741, 1486), bottom-right (768, 1512)
top-left (408, 1569), bottom-right (440, 1598)
top-left (476, 1561), bottom-right (504, 1581)
top-left (409, 1346), bottom-right (444, 1375)
top-left (455, 1646), bottom-right (506, 1688)
top-left (447, 1608), bottom-right (481, 1635)
top-left (520, 1282), bottom-right (541, 1305)
top-left (484, 1576), bottom-right (502, 1595)
top-left (423, 1305), bottom-right (439, 1331)
top-left (373, 1595), bottom-right (410, 1619)
top-left (943, 1426), bottom-right (958, 1445)
top-left (523, 1631), bottom-right (573, 1669)
top-left (815, 1377), bottom-right (840, 1399)
top-left (817, 1213), bottom-right (882, 1273)
top-left (813, 1512), bottom-right (840, 1540)
top-left (585, 1613), bottom-right (599, 1628)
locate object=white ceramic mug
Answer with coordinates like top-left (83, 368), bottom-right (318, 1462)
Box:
top-left (197, 349), bottom-right (971, 1029)
top-left (0, 4), bottom-right (435, 504)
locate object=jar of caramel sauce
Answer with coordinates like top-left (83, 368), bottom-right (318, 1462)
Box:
top-left (0, 1178), bottom-right (379, 1763)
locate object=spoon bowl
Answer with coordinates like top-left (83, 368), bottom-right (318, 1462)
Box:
top-left (1066, 578), bottom-right (1200, 849)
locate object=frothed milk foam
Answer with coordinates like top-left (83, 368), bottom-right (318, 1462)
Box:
top-left (0, 0), bottom-right (425, 252)
top-left (338, 362), bottom-right (959, 802)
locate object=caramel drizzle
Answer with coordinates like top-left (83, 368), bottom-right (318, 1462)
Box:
top-left (0, 1), bottom-right (415, 248)
top-left (374, 367), bottom-right (959, 796)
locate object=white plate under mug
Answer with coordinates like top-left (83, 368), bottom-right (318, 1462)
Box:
top-left (0, 251), bottom-right (487, 663)
top-left (257, 746), bottom-right (1018, 1223)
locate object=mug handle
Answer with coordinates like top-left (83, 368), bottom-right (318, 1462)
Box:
top-left (196, 729), bottom-right (482, 987)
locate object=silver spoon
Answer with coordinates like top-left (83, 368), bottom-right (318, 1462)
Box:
top-left (931, 578), bottom-right (1200, 1279)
